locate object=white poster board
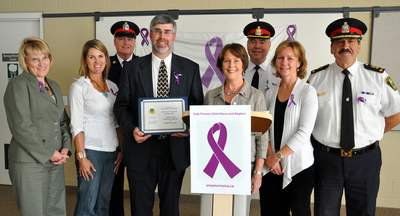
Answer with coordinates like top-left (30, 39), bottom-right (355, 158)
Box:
top-left (0, 13), bottom-right (43, 184)
top-left (190, 105), bottom-right (251, 195)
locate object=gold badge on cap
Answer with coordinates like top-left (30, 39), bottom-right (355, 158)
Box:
top-left (386, 76), bottom-right (398, 91)
top-left (256, 26), bottom-right (262, 36)
top-left (342, 22), bottom-right (350, 33)
top-left (123, 22), bottom-right (129, 30)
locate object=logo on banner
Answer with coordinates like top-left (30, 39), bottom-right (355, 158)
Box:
top-left (140, 28), bottom-right (150, 46)
top-left (8, 63), bottom-right (18, 81)
top-left (286, 25), bottom-right (296, 41)
top-left (202, 37), bottom-right (225, 88)
top-left (203, 122), bottom-right (241, 179)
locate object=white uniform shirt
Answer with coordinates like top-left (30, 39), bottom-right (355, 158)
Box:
top-left (308, 60), bottom-right (400, 149)
top-left (243, 60), bottom-right (280, 94)
top-left (116, 53), bottom-right (133, 67)
top-left (69, 76), bottom-right (119, 152)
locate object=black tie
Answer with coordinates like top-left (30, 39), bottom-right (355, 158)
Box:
top-left (251, 65), bottom-right (260, 89)
top-left (122, 60), bottom-right (127, 68)
top-left (340, 69), bottom-right (355, 152)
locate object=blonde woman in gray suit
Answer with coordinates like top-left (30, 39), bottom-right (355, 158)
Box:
top-left (3, 37), bottom-right (72, 216)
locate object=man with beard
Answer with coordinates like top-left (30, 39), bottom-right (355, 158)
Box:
top-left (308, 17), bottom-right (400, 216)
top-left (113, 14), bottom-right (203, 216)
top-left (108, 20), bottom-right (139, 216)
top-left (243, 21), bottom-right (280, 94)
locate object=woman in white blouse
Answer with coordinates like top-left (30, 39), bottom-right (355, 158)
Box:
top-left (69, 39), bottom-right (123, 216)
top-left (259, 39), bottom-right (318, 216)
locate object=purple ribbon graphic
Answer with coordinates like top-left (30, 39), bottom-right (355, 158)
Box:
top-left (174, 72), bottom-right (179, 85)
top-left (357, 97), bottom-right (366, 104)
top-left (140, 28), bottom-right (149, 46)
top-left (39, 81), bottom-right (45, 93)
top-left (203, 122), bottom-right (241, 179)
top-left (202, 37), bottom-right (225, 88)
top-left (286, 25), bottom-right (296, 40)
top-left (288, 94), bottom-right (296, 107)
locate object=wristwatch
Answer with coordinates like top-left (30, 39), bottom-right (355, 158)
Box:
top-left (253, 170), bottom-right (263, 176)
top-left (277, 152), bottom-right (283, 160)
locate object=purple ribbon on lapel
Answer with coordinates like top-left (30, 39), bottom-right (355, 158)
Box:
top-left (173, 72), bottom-right (179, 85)
top-left (286, 25), bottom-right (296, 40)
top-left (357, 97), bottom-right (366, 104)
top-left (110, 88), bottom-right (118, 96)
top-left (288, 94), bottom-right (296, 107)
top-left (202, 37), bottom-right (225, 88)
top-left (140, 28), bottom-right (149, 46)
top-left (203, 122), bottom-right (241, 179)
top-left (39, 81), bottom-right (45, 93)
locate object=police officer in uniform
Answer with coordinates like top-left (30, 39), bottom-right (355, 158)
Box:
top-left (108, 20), bottom-right (139, 216)
top-left (308, 17), bottom-right (400, 216)
top-left (243, 21), bottom-right (280, 94)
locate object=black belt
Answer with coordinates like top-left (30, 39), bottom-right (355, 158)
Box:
top-left (311, 136), bottom-right (379, 157)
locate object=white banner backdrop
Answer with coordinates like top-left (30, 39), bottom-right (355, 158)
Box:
top-left (190, 105), bottom-right (251, 195)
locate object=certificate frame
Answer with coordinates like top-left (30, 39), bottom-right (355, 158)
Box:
top-left (138, 97), bottom-right (188, 135)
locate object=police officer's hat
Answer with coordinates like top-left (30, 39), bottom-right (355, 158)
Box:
top-left (110, 21), bottom-right (140, 38)
top-left (243, 21), bottom-right (275, 39)
top-left (325, 17), bottom-right (367, 41)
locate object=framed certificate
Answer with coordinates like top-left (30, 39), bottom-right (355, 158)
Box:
top-left (139, 97), bottom-right (188, 135)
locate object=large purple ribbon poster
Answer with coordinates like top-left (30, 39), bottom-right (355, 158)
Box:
top-left (190, 105), bottom-right (251, 195)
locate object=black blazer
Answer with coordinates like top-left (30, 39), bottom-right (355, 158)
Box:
top-left (114, 53), bottom-right (203, 172)
top-left (108, 54), bottom-right (138, 87)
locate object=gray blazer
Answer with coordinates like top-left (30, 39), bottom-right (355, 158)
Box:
top-left (4, 72), bottom-right (72, 165)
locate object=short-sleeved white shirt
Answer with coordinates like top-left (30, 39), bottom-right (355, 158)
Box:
top-left (243, 60), bottom-right (280, 94)
top-left (308, 60), bottom-right (400, 148)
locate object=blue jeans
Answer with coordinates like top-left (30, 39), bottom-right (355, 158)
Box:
top-left (74, 149), bottom-right (117, 216)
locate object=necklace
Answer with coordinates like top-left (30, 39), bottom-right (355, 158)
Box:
top-left (223, 89), bottom-right (236, 96)
top-left (90, 78), bottom-right (108, 97)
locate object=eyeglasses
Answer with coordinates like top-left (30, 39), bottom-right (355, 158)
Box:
top-left (152, 29), bottom-right (174, 36)
top-left (25, 56), bottom-right (51, 63)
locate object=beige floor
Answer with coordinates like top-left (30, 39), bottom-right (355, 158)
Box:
top-left (0, 185), bottom-right (399, 216)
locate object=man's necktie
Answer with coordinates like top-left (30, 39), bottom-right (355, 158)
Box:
top-left (157, 60), bottom-right (169, 139)
top-left (340, 69), bottom-right (355, 152)
top-left (251, 65), bottom-right (260, 89)
top-left (122, 60), bottom-right (127, 69)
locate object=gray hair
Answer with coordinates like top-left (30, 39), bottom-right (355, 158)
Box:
top-left (150, 14), bottom-right (177, 34)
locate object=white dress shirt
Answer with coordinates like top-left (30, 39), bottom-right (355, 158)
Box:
top-left (243, 59), bottom-right (280, 94)
top-left (151, 53), bottom-right (172, 97)
top-left (308, 60), bottom-right (400, 148)
top-left (69, 76), bottom-right (119, 152)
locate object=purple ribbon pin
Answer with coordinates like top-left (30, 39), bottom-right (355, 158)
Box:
top-left (39, 81), bottom-right (45, 93)
top-left (140, 28), bottom-right (149, 46)
top-left (203, 122), bottom-right (241, 179)
top-left (202, 37), bottom-right (225, 88)
top-left (357, 97), bottom-right (366, 104)
top-left (110, 88), bottom-right (118, 96)
top-left (174, 72), bottom-right (179, 85)
top-left (288, 94), bottom-right (296, 107)
top-left (286, 25), bottom-right (296, 41)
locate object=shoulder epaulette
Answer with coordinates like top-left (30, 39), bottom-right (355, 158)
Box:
top-left (364, 64), bottom-right (384, 73)
top-left (311, 64), bottom-right (329, 74)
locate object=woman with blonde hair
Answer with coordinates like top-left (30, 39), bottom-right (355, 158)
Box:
top-left (69, 39), bottom-right (123, 215)
top-left (4, 37), bottom-right (72, 215)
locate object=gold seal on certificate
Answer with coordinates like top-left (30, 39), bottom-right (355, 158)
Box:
top-left (139, 97), bottom-right (188, 135)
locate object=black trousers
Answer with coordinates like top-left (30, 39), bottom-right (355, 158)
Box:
top-left (313, 146), bottom-right (381, 216)
top-left (259, 165), bottom-right (314, 216)
top-left (126, 137), bottom-right (185, 216)
top-left (109, 161), bottom-right (125, 216)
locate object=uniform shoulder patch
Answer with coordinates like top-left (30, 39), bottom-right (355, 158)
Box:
top-left (364, 64), bottom-right (385, 73)
top-left (311, 64), bottom-right (329, 74)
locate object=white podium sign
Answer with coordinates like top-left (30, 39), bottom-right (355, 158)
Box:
top-left (190, 105), bottom-right (251, 195)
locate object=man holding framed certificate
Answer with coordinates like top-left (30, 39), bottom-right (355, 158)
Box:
top-left (113, 14), bottom-right (203, 216)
